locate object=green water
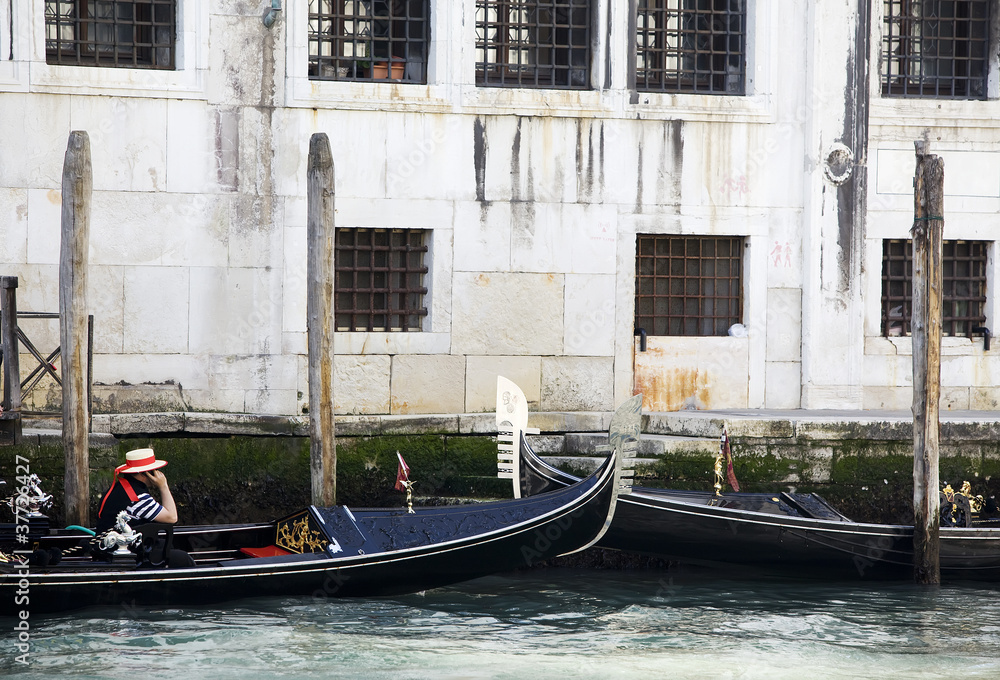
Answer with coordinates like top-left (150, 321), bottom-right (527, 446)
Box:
top-left (3, 568), bottom-right (999, 679)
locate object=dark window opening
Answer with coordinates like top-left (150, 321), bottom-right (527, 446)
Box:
top-left (309, 0), bottom-right (429, 83)
top-left (45, 0), bottom-right (175, 69)
top-left (476, 0), bottom-right (592, 89)
top-left (882, 0), bottom-right (991, 99)
top-left (635, 235), bottom-right (744, 336)
top-left (881, 239), bottom-right (988, 337)
top-left (336, 229), bottom-right (428, 332)
top-left (636, 0), bottom-right (746, 95)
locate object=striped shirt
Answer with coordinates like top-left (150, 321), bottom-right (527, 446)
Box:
top-left (127, 493), bottom-right (165, 524)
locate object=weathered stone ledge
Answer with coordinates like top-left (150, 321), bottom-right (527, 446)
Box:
top-left (23, 408), bottom-right (1000, 443)
top-left (82, 411), bottom-right (611, 438)
top-left (643, 409), bottom-right (1000, 442)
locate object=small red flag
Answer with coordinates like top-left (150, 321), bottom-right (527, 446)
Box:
top-left (394, 452), bottom-right (410, 491)
top-left (721, 429), bottom-right (740, 492)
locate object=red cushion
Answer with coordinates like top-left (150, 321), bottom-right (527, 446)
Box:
top-left (240, 545), bottom-right (291, 558)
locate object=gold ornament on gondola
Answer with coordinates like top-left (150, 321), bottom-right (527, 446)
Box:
top-left (941, 480), bottom-right (985, 527)
top-left (276, 515), bottom-right (327, 554)
top-left (958, 480), bottom-right (985, 513)
top-left (399, 480), bottom-right (415, 514)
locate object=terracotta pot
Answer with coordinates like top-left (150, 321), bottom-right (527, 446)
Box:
top-left (372, 61), bottom-right (405, 81)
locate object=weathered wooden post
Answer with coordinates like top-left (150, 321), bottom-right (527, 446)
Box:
top-left (911, 141), bottom-right (944, 585)
top-left (61, 131), bottom-right (92, 528)
top-left (1, 277), bottom-right (23, 444)
top-left (307, 133), bottom-right (336, 506)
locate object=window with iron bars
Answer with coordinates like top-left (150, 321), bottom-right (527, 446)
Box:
top-left (45, 1), bottom-right (175, 69)
top-left (476, 0), bottom-right (591, 89)
top-left (635, 0), bottom-right (746, 95)
top-left (308, 0), bottom-right (429, 83)
top-left (881, 239), bottom-right (988, 337)
top-left (336, 229), bottom-right (429, 332)
top-left (635, 235), bottom-right (744, 337)
top-left (881, 0), bottom-right (992, 99)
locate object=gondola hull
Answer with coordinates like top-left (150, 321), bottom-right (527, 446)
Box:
top-left (1, 449), bottom-right (621, 615)
top-left (496, 376), bottom-right (1000, 581)
top-left (519, 437), bottom-right (1000, 580)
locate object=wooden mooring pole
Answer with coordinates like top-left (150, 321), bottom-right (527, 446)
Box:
top-left (61, 131), bottom-right (92, 527)
top-left (911, 141), bottom-right (944, 585)
top-left (1, 277), bottom-right (23, 444)
top-left (306, 133), bottom-right (336, 506)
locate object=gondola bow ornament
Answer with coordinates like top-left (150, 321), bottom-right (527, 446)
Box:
top-left (395, 452), bottom-right (415, 514)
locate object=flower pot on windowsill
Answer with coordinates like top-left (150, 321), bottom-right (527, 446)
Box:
top-left (372, 59), bottom-right (405, 81)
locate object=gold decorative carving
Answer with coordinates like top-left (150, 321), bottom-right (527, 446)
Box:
top-left (276, 514), bottom-right (327, 554)
top-left (958, 481), bottom-right (985, 513)
top-left (713, 451), bottom-right (723, 497)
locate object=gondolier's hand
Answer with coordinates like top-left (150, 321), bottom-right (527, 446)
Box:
top-left (138, 469), bottom-right (178, 524)
top-left (140, 469), bottom-right (169, 490)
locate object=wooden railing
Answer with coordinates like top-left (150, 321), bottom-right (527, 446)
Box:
top-left (0, 276), bottom-right (93, 445)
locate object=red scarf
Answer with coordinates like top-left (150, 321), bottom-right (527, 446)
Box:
top-left (97, 475), bottom-right (140, 518)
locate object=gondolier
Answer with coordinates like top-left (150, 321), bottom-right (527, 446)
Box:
top-left (96, 448), bottom-right (178, 533)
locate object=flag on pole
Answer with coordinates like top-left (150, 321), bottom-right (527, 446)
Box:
top-left (721, 428), bottom-right (740, 492)
top-left (394, 452), bottom-right (410, 491)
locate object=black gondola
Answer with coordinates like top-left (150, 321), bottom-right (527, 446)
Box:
top-left (0, 409), bottom-right (637, 615)
top-left (496, 377), bottom-right (1000, 581)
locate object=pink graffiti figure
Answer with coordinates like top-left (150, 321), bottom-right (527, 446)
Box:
top-left (771, 241), bottom-right (783, 266)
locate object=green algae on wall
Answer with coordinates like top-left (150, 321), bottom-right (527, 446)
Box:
top-left (0, 434), bottom-right (508, 525)
top-left (3, 433), bottom-right (998, 527)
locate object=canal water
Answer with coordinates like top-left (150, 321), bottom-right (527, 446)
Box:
top-left (4, 567), bottom-right (1000, 679)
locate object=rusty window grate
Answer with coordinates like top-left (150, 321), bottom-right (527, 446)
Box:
top-left (308, 0), bottom-right (429, 83)
top-left (635, 235), bottom-right (744, 336)
top-left (45, 1), bottom-right (175, 69)
top-left (635, 0), bottom-right (746, 95)
top-left (881, 239), bottom-right (987, 337)
top-left (336, 229), bottom-right (428, 332)
top-left (882, 0), bottom-right (991, 99)
top-left (476, 0), bottom-right (592, 89)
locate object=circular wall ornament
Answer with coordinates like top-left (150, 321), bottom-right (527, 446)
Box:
top-left (823, 143), bottom-right (854, 185)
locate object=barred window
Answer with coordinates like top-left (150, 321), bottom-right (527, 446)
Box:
top-left (881, 0), bottom-right (991, 99)
top-left (881, 239), bottom-right (987, 337)
top-left (476, 0), bottom-right (591, 89)
top-left (635, 235), bottom-right (744, 337)
top-left (336, 229), bottom-right (428, 332)
top-left (308, 0), bottom-right (429, 83)
top-left (45, 1), bottom-right (175, 69)
top-left (636, 0), bottom-right (746, 95)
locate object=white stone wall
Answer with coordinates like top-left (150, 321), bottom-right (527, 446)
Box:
top-left (2, 2), bottom-right (1000, 416)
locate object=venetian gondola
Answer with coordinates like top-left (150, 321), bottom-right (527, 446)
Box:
top-left (0, 410), bottom-right (636, 615)
top-left (496, 376), bottom-right (1000, 581)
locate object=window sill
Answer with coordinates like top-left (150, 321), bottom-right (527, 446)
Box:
top-left (27, 61), bottom-right (207, 99)
top-left (870, 97), bottom-right (1000, 128)
top-left (286, 75), bottom-right (454, 112)
top-left (625, 90), bottom-right (774, 123)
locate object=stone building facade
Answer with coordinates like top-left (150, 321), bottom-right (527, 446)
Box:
top-left (1, 2), bottom-right (999, 417)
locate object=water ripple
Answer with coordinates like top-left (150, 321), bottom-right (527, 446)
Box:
top-left (3, 569), bottom-right (1000, 679)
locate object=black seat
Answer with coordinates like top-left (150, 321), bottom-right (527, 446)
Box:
top-left (137, 524), bottom-right (194, 568)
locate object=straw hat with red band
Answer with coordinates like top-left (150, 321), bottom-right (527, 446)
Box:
top-left (115, 448), bottom-right (168, 474)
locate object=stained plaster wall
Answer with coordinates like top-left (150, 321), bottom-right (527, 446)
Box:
top-left (1, 2), bottom-right (998, 418)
